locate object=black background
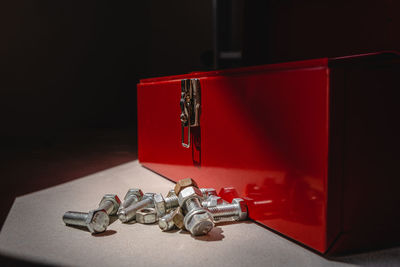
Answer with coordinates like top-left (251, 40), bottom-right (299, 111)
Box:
top-left (0, 1), bottom-right (399, 264)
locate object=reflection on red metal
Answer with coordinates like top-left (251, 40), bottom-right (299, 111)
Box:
top-left (137, 52), bottom-right (400, 254)
top-left (218, 187), bottom-right (239, 203)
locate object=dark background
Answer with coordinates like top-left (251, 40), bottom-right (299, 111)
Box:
top-left (0, 1), bottom-right (399, 264)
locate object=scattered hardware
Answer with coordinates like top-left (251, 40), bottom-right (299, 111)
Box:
top-left (62, 178), bottom-right (248, 236)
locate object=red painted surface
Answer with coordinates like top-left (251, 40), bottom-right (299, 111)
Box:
top-left (137, 52), bottom-right (400, 254)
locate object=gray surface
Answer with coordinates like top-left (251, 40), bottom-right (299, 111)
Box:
top-left (0, 160), bottom-right (399, 267)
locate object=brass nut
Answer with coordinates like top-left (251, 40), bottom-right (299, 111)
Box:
top-left (172, 207), bottom-right (185, 229)
top-left (174, 178), bottom-right (199, 195)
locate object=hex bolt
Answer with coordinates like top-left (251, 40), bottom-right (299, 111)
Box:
top-left (155, 187), bottom-right (217, 217)
top-left (159, 209), bottom-right (178, 231)
top-left (154, 193), bottom-right (179, 217)
top-left (202, 195), bottom-right (224, 208)
top-left (98, 194), bottom-right (121, 216)
top-left (200, 188), bottom-right (217, 198)
top-left (63, 209), bottom-right (109, 234)
top-left (177, 186), bottom-right (214, 236)
top-left (118, 188), bottom-right (144, 212)
top-left (206, 198), bottom-right (248, 222)
top-left (118, 193), bottom-right (155, 223)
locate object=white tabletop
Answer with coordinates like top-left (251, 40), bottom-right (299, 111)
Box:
top-left (0, 160), bottom-right (398, 267)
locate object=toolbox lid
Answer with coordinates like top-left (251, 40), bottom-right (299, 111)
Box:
top-left (139, 51), bottom-right (399, 84)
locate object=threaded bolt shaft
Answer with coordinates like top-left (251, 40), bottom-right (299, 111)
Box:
top-left (63, 211), bottom-right (88, 227)
top-left (206, 199), bottom-right (247, 222)
top-left (158, 209), bottom-right (177, 231)
top-left (207, 204), bottom-right (238, 217)
top-left (184, 198), bottom-right (202, 213)
top-left (165, 195), bottom-right (179, 209)
top-left (120, 195), bottom-right (139, 210)
top-left (63, 209), bottom-right (109, 234)
top-left (118, 197), bottom-right (154, 223)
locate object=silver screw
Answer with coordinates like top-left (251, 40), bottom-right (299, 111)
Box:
top-left (63, 209), bottom-right (109, 234)
top-left (202, 195), bottom-right (225, 208)
top-left (118, 193), bottom-right (155, 223)
top-left (154, 193), bottom-right (179, 217)
top-left (155, 188), bottom-right (216, 217)
top-left (118, 188), bottom-right (144, 212)
top-left (98, 194), bottom-right (121, 216)
top-left (200, 188), bottom-right (217, 198)
top-left (178, 187), bottom-right (214, 236)
top-left (206, 198), bottom-right (248, 222)
top-left (159, 208), bottom-right (178, 231)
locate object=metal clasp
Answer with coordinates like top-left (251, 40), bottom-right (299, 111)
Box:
top-left (180, 79), bottom-right (201, 148)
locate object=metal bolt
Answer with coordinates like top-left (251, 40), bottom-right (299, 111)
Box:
top-left (174, 178), bottom-right (198, 195)
top-left (202, 195), bottom-right (224, 208)
top-left (118, 189), bottom-right (144, 212)
top-left (98, 194), bottom-right (121, 216)
top-left (155, 187), bottom-right (217, 217)
top-left (159, 209), bottom-right (178, 231)
top-left (200, 188), bottom-right (217, 198)
top-left (154, 193), bottom-right (179, 217)
top-left (166, 189), bottom-right (176, 197)
top-left (206, 198), bottom-right (248, 222)
top-left (118, 193), bottom-right (155, 223)
top-left (63, 209), bottom-right (109, 234)
top-left (178, 186), bottom-right (214, 236)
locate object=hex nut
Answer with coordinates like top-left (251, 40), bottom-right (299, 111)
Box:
top-left (86, 209), bottom-right (110, 233)
top-left (136, 208), bottom-right (157, 224)
top-left (172, 207), bottom-right (185, 229)
top-left (99, 194), bottom-right (121, 215)
top-left (178, 187), bottom-right (203, 207)
top-left (174, 178), bottom-right (198, 195)
top-left (232, 198), bottom-right (248, 220)
top-left (154, 193), bottom-right (166, 217)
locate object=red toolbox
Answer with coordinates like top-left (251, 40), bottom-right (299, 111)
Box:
top-left (137, 52), bottom-right (400, 254)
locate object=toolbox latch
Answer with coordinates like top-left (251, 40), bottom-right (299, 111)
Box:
top-left (180, 79), bottom-right (201, 148)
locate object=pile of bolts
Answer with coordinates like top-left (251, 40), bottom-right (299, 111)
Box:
top-left (63, 178), bottom-right (248, 236)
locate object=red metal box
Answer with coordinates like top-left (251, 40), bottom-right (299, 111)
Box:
top-left (137, 52), bottom-right (400, 254)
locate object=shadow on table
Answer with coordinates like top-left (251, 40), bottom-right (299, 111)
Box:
top-left (327, 246), bottom-right (400, 266)
top-left (178, 226), bottom-right (225, 242)
top-left (0, 129), bottom-right (138, 229)
top-left (0, 254), bottom-right (52, 267)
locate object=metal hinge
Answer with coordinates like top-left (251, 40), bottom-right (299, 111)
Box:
top-left (180, 79), bottom-right (201, 148)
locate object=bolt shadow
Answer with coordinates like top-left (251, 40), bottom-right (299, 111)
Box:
top-left (162, 228), bottom-right (180, 234)
top-left (213, 220), bottom-right (253, 227)
top-left (178, 226), bottom-right (225, 241)
top-left (65, 224), bottom-right (117, 237)
top-left (92, 230), bottom-right (117, 237)
top-left (65, 224), bottom-right (90, 232)
top-left (124, 220), bottom-right (137, 225)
